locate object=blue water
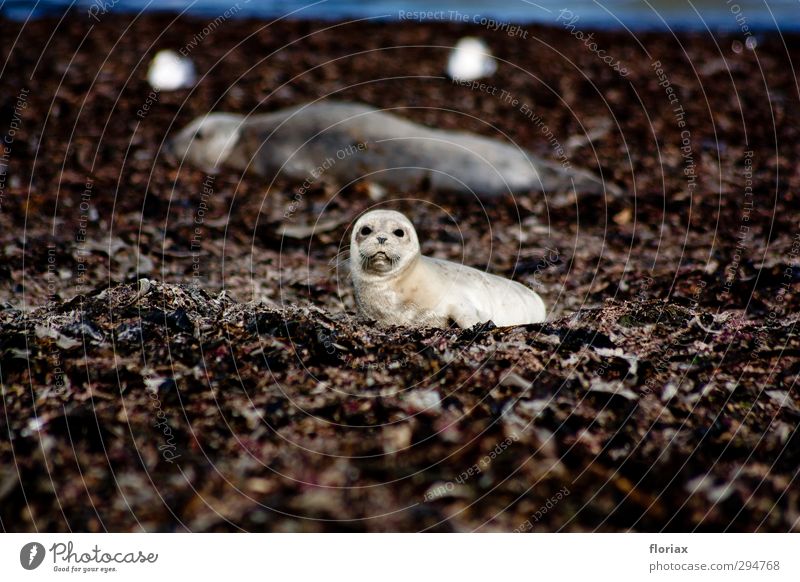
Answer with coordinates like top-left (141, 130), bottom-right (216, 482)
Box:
top-left (2, 0), bottom-right (799, 30)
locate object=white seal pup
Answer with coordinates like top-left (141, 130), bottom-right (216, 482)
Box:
top-left (349, 210), bottom-right (546, 328)
top-left (166, 101), bottom-right (618, 198)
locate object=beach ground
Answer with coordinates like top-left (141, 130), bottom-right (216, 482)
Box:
top-left (0, 13), bottom-right (798, 531)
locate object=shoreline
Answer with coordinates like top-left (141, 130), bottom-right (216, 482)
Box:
top-left (5, 3), bottom-right (800, 33)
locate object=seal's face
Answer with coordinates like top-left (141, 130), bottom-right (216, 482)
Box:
top-left (351, 210), bottom-right (420, 277)
top-left (167, 113), bottom-right (244, 173)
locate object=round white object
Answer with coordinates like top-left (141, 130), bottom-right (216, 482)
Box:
top-left (147, 50), bottom-right (196, 91)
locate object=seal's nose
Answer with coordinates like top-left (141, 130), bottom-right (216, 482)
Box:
top-left (377, 236), bottom-right (387, 244)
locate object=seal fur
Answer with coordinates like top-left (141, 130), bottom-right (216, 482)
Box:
top-left (349, 210), bottom-right (546, 328)
top-left (168, 101), bottom-right (617, 198)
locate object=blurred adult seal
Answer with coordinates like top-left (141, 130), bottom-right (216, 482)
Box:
top-left (167, 101), bottom-right (617, 198)
top-left (349, 210), bottom-right (546, 328)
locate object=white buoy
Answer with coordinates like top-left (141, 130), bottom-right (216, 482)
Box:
top-left (447, 37), bottom-right (496, 82)
top-left (147, 50), bottom-right (196, 91)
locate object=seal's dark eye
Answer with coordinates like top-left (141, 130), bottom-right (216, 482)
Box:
top-left (393, 229), bottom-right (405, 237)
top-left (360, 226), bottom-right (372, 236)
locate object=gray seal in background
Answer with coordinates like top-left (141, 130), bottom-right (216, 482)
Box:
top-left (167, 101), bottom-right (617, 198)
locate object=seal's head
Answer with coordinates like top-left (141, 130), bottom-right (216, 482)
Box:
top-left (351, 210), bottom-right (420, 277)
top-left (167, 113), bottom-right (245, 173)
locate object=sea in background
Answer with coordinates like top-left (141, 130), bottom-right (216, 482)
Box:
top-left (1, 0), bottom-right (799, 31)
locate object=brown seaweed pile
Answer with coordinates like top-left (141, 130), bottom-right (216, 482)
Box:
top-left (0, 12), bottom-right (798, 531)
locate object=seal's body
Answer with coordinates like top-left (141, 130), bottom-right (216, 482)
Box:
top-left (168, 102), bottom-right (614, 198)
top-left (349, 210), bottom-right (546, 328)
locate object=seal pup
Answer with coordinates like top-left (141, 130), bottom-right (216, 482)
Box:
top-left (349, 210), bottom-right (546, 328)
top-left (167, 101), bottom-right (617, 198)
